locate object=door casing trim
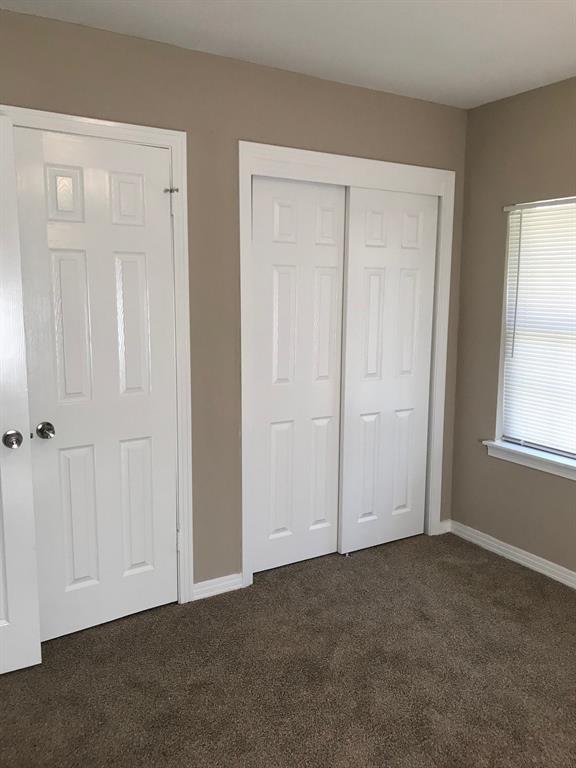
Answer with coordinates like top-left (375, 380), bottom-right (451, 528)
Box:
top-left (0, 105), bottom-right (194, 604)
top-left (239, 141), bottom-right (456, 586)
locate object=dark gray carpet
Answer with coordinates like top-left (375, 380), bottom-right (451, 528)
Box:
top-left (1, 534), bottom-right (576, 767)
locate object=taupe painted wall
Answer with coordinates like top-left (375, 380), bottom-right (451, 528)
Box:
top-left (0, 11), bottom-right (467, 581)
top-left (453, 77), bottom-right (576, 570)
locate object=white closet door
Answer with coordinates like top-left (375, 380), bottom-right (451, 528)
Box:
top-left (246, 177), bottom-right (345, 573)
top-left (0, 116), bottom-right (42, 673)
top-left (340, 188), bottom-right (438, 553)
top-left (15, 128), bottom-right (178, 640)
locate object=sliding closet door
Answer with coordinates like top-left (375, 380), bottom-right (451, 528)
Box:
top-left (340, 188), bottom-right (438, 553)
top-left (246, 178), bottom-right (345, 573)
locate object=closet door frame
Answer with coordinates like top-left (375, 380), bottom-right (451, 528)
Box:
top-left (239, 141), bottom-right (455, 587)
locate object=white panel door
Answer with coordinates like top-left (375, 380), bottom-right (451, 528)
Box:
top-left (0, 116), bottom-right (42, 672)
top-left (340, 187), bottom-right (438, 552)
top-left (246, 178), bottom-right (345, 573)
top-left (14, 128), bottom-right (178, 640)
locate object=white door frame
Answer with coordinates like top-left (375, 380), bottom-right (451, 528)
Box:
top-left (240, 141), bottom-right (455, 586)
top-left (0, 106), bottom-right (195, 604)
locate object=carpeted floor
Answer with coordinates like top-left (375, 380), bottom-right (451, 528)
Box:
top-left (1, 534), bottom-right (576, 767)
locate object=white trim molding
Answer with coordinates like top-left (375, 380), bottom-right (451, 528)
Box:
top-left (192, 573), bottom-right (244, 601)
top-left (446, 520), bottom-right (576, 590)
top-left (0, 105), bottom-right (195, 604)
top-left (483, 440), bottom-right (576, 482)
top-left (239, 141), bottom-right (456, 585)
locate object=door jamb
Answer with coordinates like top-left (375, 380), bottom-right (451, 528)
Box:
top-left (239, 141), bottom-right (456, 587)
top-left (0, 105), bottom-right (195, 604)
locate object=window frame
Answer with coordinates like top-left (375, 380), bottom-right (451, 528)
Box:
top-left (484, 197), bottom-right (576, 482)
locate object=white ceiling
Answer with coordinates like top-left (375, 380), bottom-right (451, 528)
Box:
top-left (2, 0), bottom-right (576, 108)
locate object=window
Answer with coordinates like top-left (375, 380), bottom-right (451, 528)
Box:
top-left (486, 197), bottom-right (576, 479)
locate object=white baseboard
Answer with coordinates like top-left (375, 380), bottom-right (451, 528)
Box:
top-left (445, 520), bottom-right (576, 590)
top-left (192, 572), bottom-right (244, 601)
top-left (191, 523), bottom-right (576, 599)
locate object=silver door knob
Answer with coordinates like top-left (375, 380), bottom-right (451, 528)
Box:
top-left (2, 429), bottom-right (24, 449)
top-left (36, 421), bottom-right (56, 440)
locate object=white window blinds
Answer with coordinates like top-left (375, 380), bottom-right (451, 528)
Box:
top-left (502, 198), bottom-right (576, 458)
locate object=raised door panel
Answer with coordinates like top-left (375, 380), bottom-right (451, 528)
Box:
top-left (392, 409), bottom-right (413, 515)
top-left (365, 209), bottom-right (387, 247)
top-left (51, 249), bottom-right (93, 401)
top-left (273, 199), bottom-right (297, 243)
top-left (313, 267), bottom-right (338, 382)
top-left (110, 172), bottom-right (145, 226)
top-left (59, 445), bottom-right (99, 591)
top-left (309, 416), bottom-right (334, 530)
top-left (115, 252), bottom-right (151, 395)
top-left (363, 268), bottom-right (386, 380)
top-left (401, 211), bottom-right (422, 249)
top-left (269, 421), bottom-right (295, 539)
top-left (359, 412), bottom-right (380, 522)
top-left (46, 165), bottom-right (84, 222)
top-left (397, 269), bottom-right (419, 376)
top-left (316, 205), bottom-right (337, 246)
top-left (120, 438), bottom-right (154, 575)
top-left (272, 266), bottom-right (297, 385)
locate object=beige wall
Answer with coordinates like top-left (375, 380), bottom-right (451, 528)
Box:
top-left (0, 11), bottom-right (468, 581)
top-left (453, 77), bottom-right (576, 570)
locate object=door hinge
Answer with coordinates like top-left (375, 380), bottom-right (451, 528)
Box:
top-left (176, 528), bottom-right (182, 553)
top-left (164, 187), bottom-right (179, 217)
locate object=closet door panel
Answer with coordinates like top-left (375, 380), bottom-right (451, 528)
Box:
top-left (340, 188), bottom-right (438, 552)
top-left (246, 178), bottom-right (345, 573)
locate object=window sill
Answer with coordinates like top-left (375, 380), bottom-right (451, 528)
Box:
top-left (483, 440), bottom-right (576, 482)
